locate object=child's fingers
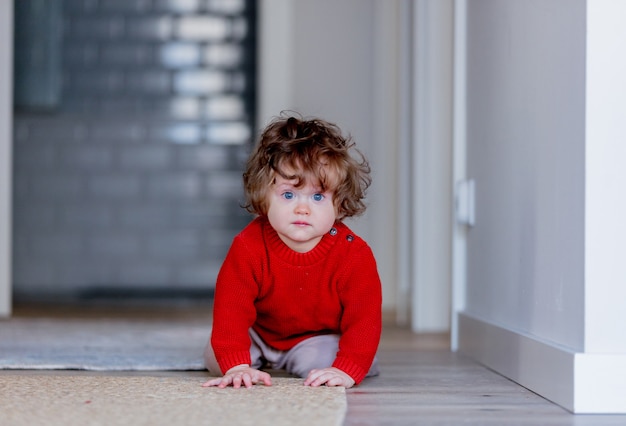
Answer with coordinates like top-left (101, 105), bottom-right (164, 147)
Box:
top-left (304, 369), bottom-right (331, 387)
top-left (259, 372), bottom-right (273, 386)
top-left (243, 374), bottom-right (254, 388)
top-left (202, 378), bottom-right (222, 387)
top-left (202, 368), bottom-right (273, 388)
top-left (232, 372), bottom-right (245, 388)
top-left (232, 372), bottom-right (249, 388)
top-left (202, 377), bottom-right (229, 387)
top-left (303, 368), bottom-right (321, 386)
top-left (324, 375), bottom-right (346, 387)
top-left (304, 368), bottom-right (354, 388)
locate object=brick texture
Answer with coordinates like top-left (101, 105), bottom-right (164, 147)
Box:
top-left (13, 0), bottom-right (256, 301)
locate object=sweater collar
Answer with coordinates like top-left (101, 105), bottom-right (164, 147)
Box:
top-left (261, 217), bottom-right (340, 266)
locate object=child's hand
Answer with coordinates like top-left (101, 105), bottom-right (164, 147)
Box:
top-left (303, 367), bottom-right (356, 388)
top-left (202, 365), bottom-right (272, 389)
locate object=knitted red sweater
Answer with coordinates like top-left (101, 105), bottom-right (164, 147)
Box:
top-left (211, 216), bottom-right (382, 384)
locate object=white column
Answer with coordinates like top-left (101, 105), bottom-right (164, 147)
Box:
top-left (451, 0), bottom-right (467, 350)
top-left (576, 0), bottom-right (626, 413)
top-left (412, 0), bottom-right (454, 332)
top-left (0, 1), bottom-right (14, 317)
top-left (584, 0), bottom-right (626, 354)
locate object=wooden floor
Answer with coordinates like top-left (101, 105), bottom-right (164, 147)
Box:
top-left (7, 302), bottom-right (626, 425)
top-left (349, 328), bottom-right (626, 425)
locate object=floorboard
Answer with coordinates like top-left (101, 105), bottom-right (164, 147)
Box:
top-left (347, 326), bottom-right (626, 425)
top-left (6, 302), bottom-right (626, 425)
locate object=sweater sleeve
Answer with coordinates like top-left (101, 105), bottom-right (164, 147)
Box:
top-left (210, 233), bottom-right (261, 374)
top-left (332, 243), bottom-right (382, 384)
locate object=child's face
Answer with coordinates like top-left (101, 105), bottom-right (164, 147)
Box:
top-left (266, 174), bottom-right (337, 253)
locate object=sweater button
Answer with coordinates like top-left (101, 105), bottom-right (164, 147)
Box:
top-left (346, 235), bottom-right (354, 242)
top-left (329, 227), bottom-right (338, 236)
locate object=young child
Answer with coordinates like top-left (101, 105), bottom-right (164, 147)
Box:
top-left (202, 113), bottom-right (382, 389)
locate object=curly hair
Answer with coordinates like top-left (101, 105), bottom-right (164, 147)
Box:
top-left (243, 113), bottom-right (371, 220)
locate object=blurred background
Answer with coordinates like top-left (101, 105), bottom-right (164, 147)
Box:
top-left (12, 0), bottom-right (257, 303)
top-left (6, 0), bottom-right (422, 329)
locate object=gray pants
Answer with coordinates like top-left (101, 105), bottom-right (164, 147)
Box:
top-left (204, 328), bottom-right (380, 379)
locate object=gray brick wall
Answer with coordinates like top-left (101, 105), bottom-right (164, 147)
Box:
top-left (13, 0), bottom-right (255, 301)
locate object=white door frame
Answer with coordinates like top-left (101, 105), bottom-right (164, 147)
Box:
top-left (450, 0), bottom-right (468, 350)
top-left (405, 0), bottom-right (455, 333)
top-left (1, 1), bottom-right (14, 317)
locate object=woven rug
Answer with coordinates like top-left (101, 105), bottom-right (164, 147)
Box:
top-left (0, 317), bottom-right (208, 370)
top-left (0, 317), bottom-right (348, 425)
top-left (0, 375), bottom-right (347, 426)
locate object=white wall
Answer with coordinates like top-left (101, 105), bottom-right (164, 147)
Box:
top-left (0, 1), bottom-right (13, 317)
top-left (458, 0), bottom-right (626, 413)
top-left (464, 0), bottom-right (586, 351)
top-left (258, 0), bottom-right (401, 313)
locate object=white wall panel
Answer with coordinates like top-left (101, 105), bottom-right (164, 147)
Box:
top-left (464, 0), bottom-right (586, 350)
top-left (584, 0), bottom-right (626, 354)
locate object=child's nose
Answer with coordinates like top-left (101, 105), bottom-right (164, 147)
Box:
top-left (294, 200), bottom-right (310, 215)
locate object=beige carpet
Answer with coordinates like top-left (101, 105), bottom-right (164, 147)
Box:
top-left (1, 315), bottom-right (347, 424)
top-left (0, 374), bottom-right (347, 426)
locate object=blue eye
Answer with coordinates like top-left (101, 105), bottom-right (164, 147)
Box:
top-left (282, 191), bottom-right (294, 200)
top-left (312, 193), bottom-right (324, 202)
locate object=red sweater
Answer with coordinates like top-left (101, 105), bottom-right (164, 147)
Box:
top-left (211, 216), bottom-right (382, 384)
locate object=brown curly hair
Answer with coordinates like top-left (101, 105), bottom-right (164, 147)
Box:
top-left (243, 113), bottom-right (371, 220)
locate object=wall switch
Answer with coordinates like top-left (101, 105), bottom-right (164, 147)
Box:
top-left (455, 179), bottom-right (475, 227)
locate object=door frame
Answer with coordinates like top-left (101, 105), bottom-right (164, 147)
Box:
top-left (450, 0), bottom-right (468, 350)
top-left (405, 0), bottom-right (455, 333)
top-left (1, 0), bottom-right (14, 317)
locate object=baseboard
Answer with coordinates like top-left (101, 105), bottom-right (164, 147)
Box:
top-left (573, 352), bottom-right (626, 413)
top-left (457, 312), bottom-right (626, 414)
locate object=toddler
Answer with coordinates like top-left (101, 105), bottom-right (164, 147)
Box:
top-left (203, 114), bottom-right (382, 389)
